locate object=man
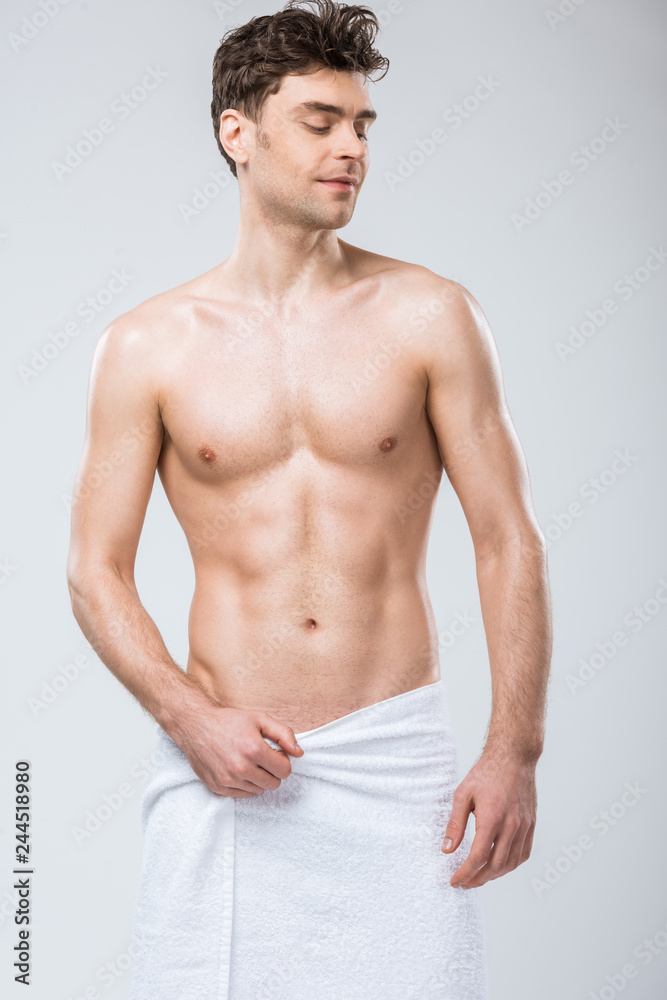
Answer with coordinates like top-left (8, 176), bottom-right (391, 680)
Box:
top-left (67, 1), bottom-right (551, 997)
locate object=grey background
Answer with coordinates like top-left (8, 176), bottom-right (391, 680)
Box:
top-left (1, 0), bottom-right (666, 997)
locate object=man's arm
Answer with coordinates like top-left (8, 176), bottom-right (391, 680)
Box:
top-left (66, 313), bottom-right (301, 795)
top-left (422, 277), bottom-right (552, 888)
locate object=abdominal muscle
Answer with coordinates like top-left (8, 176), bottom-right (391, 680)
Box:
top-left (181, 503), bottom-right (441, 734)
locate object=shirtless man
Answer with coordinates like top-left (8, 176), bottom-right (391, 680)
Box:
top-left (66, 3), bottom-right (551, 901)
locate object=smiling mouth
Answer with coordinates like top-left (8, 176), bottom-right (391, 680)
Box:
top-left (318, 179), bottom-right (357, 191)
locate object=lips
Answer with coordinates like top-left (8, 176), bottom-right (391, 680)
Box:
top-left (318, 177), bottom-right (358, 190)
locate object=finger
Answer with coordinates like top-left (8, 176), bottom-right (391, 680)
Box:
top-left (500, 823), bottom-right (534, 874)
top-left (247, 759), bottom-right (285, 791)
top-left (215, 772), bottom-right (269, 795)
top-left (503, 824), bottom-right (532, 872)
top-left (256, 713), bottom-right (304, 757)
top-left (459, 827), bottom-right (518, 888)
top-left (204, 754), bottom-right (277, 795)
top-left (212, 787), bottom-right (256, 798)
top-left (450, 825), bottom-right (496, 887)
top-left (441, 787), bottom-right (474, 853)
top-left (522, 823), bottom-right (536, 859)
top-left (187, 757), bottom-right (266, 796)
top-left (253, 740), bottom-right (295, 781)
top-left (208, 773), bottom-right (267, 795)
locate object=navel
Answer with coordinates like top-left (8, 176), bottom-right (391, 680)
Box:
top-left (198, 445), bottom-right (217, 464)
top-left (378, 435), bottom-right (398, 452)
top-left (301, 618), bottom-right (318, 629)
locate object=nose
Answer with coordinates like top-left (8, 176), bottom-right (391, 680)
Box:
top-left (332, 122), bottom-right (367, 161)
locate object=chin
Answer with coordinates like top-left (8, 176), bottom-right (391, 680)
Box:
top-left (318, 206), bottom-right (355, 229)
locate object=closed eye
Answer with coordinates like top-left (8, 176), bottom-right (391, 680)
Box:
top-left (306, 125), bottom-right (368, 140)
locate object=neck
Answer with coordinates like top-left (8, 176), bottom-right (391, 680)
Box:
top-left (219, 197), bottom-right (351, 311)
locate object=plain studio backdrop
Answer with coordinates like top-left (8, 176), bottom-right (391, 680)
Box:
top-left (1, 0), bottom-right (666, 997)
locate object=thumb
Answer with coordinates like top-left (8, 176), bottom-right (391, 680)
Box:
top-left (257, 713), bottom-right (304, 756)
top-left (441, 789), bottom-right (471, 852)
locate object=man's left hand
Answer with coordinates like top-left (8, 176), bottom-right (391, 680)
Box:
top-left (441, 750), bottom-right (538, 889)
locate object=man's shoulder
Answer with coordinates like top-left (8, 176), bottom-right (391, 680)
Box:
top-left (94, 267), bottom-right (219, 359)
top-left (348, 246), bottom-right (491, 375)
top-left (344, 241), bottom-right (472, 313)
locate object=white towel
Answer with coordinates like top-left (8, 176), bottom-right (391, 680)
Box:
top-left (128, 678), bottom-right (488, 999)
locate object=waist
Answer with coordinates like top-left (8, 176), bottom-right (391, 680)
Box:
top-left (153, 675), bottom-right (458, 799)
top-left (186, 573), bottom-right (441, 731)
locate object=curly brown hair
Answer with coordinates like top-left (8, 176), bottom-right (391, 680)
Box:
top-left (211, 0), bottom-right (389, 178)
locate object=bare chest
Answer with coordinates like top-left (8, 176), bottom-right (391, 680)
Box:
top-left (158, 300), bottom-right (429, 483)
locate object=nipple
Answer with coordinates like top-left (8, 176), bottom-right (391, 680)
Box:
top-left (378, 435), bottom-right (397, 452)
top-left (198, 445), bottom-right (216, 464)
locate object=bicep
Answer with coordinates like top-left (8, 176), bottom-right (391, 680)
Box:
top-left (424, 281), bottom-right (542, 557)
top-left (67, 319), bottom-right (164, 584)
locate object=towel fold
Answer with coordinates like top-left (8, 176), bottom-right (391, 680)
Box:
top-left (128, 677), bottom-right (488, 999)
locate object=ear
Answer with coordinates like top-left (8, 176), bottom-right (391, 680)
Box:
top-left (219, 108), bottom-right (250, 168)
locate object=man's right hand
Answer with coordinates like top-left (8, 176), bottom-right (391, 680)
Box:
top-left (175, 706), bottom-right (304, 797)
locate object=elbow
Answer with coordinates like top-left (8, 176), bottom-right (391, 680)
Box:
top-left (66, 552), bottom-right (82, 605)
top-left (66, 560), bottom-right (92, 610)
top-left (66, 555), bottom-right (130, 608)
top-left (475, 526), bottom-right (547, 564)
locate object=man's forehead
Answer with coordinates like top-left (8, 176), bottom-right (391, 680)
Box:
top-left (269, 69), bottom-right (375, 118)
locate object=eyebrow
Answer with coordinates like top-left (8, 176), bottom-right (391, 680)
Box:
top-left (291, 100), bottom-right (377, 122)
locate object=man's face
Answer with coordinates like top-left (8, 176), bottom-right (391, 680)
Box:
top-left (237, 66), bottom-right (376, 231)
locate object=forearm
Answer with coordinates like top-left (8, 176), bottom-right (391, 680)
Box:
top-left (475, 533), bottom-right (552, 763)
top-left (67, 566), bottom-right (219, 740)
